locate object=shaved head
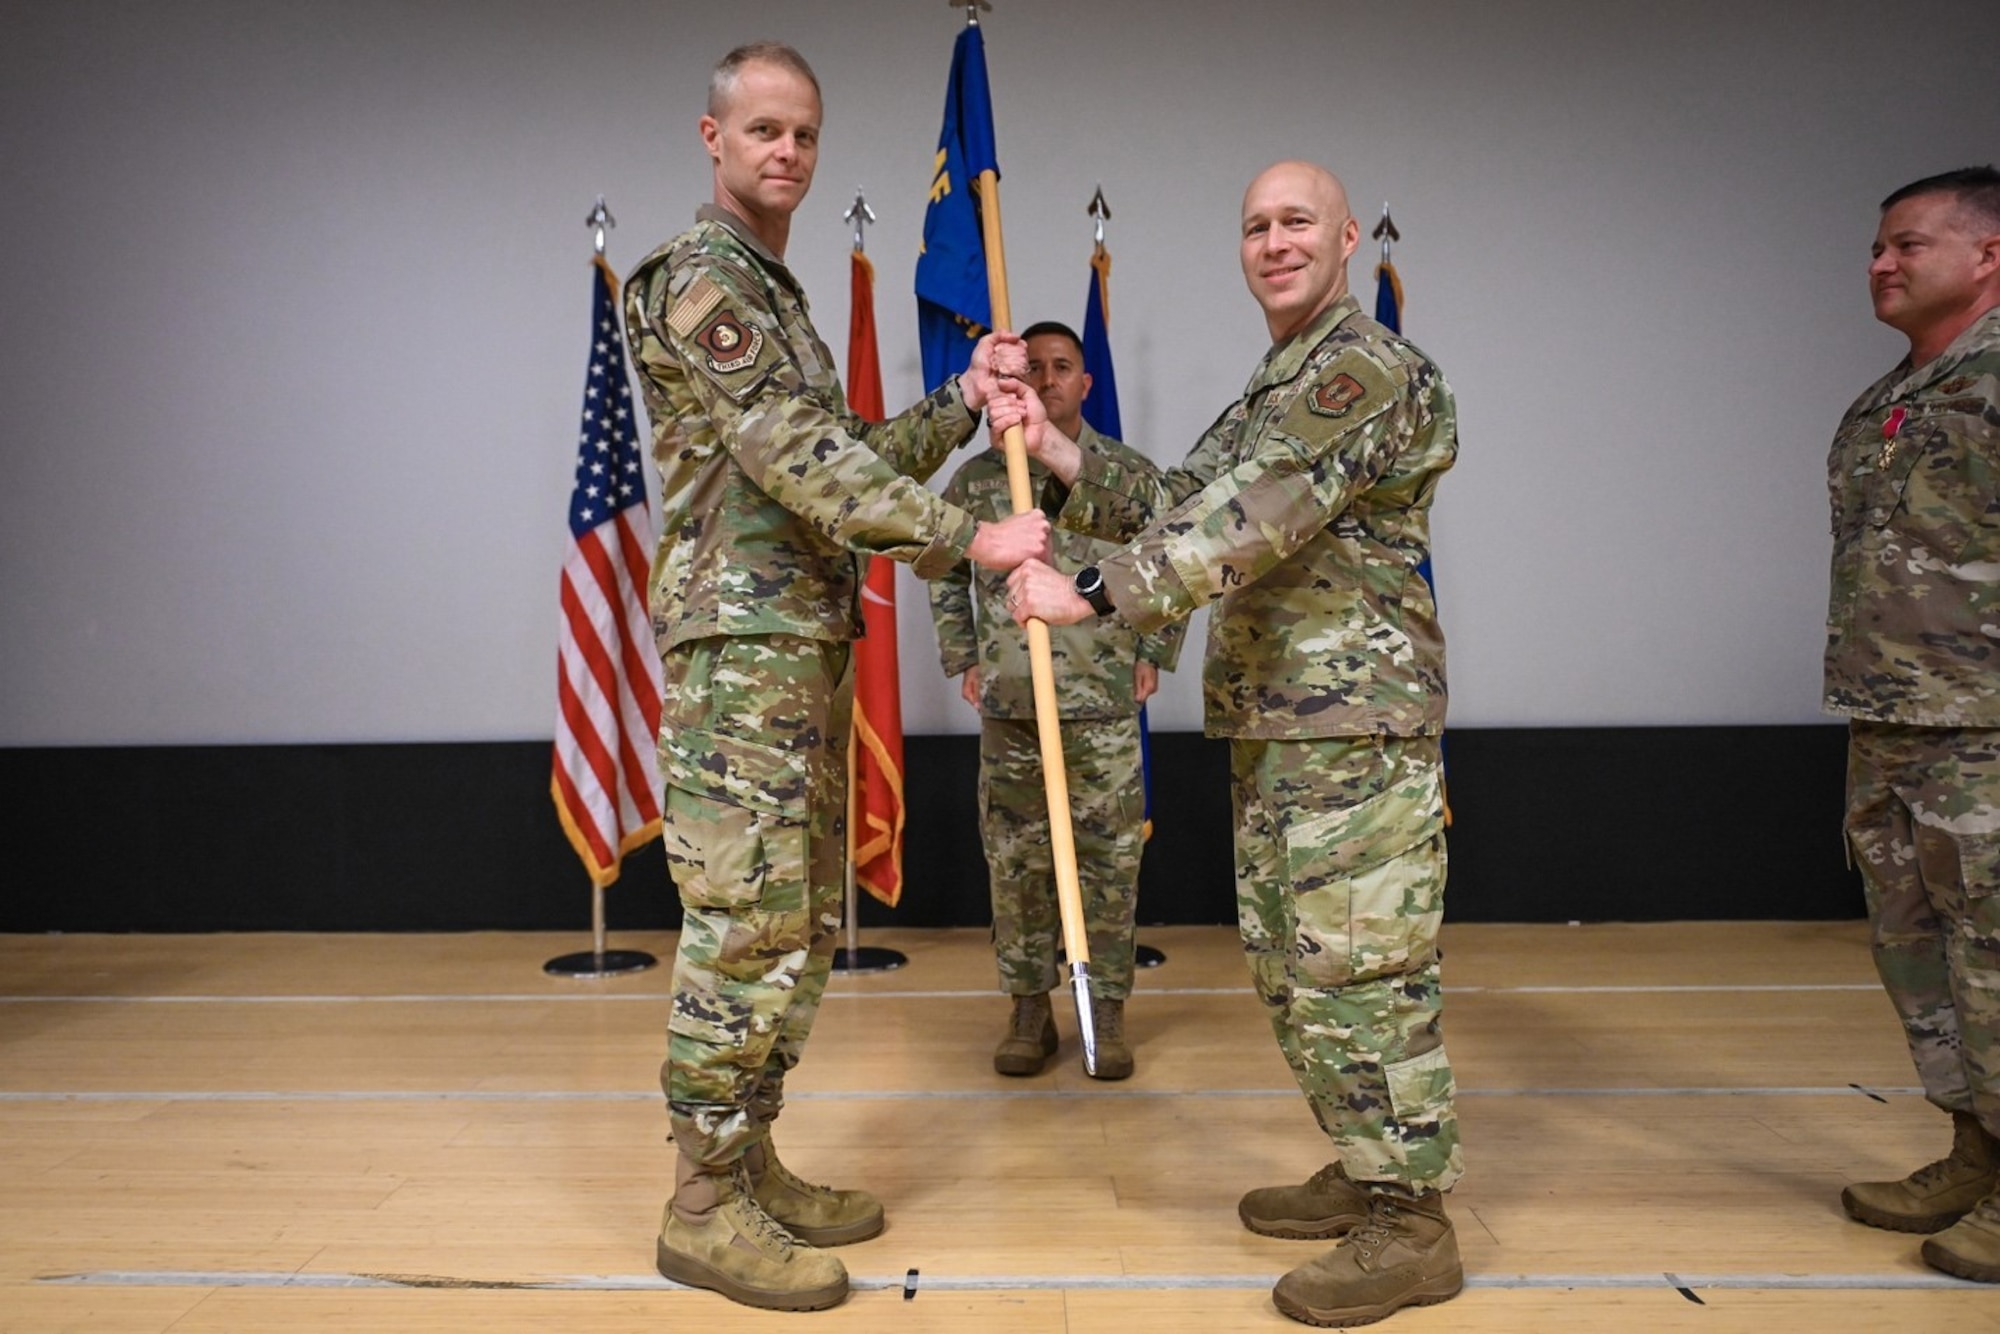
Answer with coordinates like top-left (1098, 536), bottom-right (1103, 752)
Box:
top-left (1240, 161), bottom-right (1361, 341)
top-left (1243, 160), bottom-right (1351, 225)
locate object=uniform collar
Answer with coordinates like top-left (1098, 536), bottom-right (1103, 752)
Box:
top-left (695, 203), bottom-right (801, 294)
top-left (1888, 303), bottom-right (2000, 398)
top-left (1249, 294), bottom-right (1364, 393)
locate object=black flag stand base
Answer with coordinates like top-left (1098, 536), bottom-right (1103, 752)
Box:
top-left (544, 884), bottom-right (658, 978)
top-left (832, 864), bottom-right (906, 975)
top-left (1136, 943), bottom-right (1166, 968)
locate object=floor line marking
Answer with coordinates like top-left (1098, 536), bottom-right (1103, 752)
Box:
top-left (0, 1086), bottom-right (1926, 1104)
top-left (0, 983), bottom-right (1881, 1004)
top-left (32, 1268), bottom-right (1985, 1293)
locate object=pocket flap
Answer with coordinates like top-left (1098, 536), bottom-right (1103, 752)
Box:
top-left (658, 725), bottom-right (809, 820)
top-left (1290, 759), bottom-right (1443, 880)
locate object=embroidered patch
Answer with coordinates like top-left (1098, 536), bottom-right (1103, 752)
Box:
top-left (696, 311), bottom-right (764, 373)
top-left (1308, 373), bottom-right (1367, 418)
top-left (666, 276), bottom-right (726, 338)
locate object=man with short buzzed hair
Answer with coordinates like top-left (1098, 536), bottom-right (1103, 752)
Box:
top-left (930, 320), bottom-right (1184, 1081)
top-left (993, 160), bottom-right (1464, 1326)
top-left (1826, 165), bottom-right (2000, 1284)
top-left (621, 40), bottom-right (1049, 1311)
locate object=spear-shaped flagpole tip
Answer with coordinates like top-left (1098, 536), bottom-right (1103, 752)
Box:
top-left (952, 0), bottom-right (993, 25)
top-left (587, 195), bottom-right (615, 258)
top-left (1372, 202), bottom-right (1399, 265)
top-left (843, 187), bottom-right (877, 254)
top-left (1087, 184), bottom-right (1111, 247)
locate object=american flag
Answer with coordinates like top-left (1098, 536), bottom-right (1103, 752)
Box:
top-left (551, 257), bottom-right (663, 886)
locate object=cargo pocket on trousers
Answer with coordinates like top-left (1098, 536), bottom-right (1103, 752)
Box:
top-left (1285, 761), bottom-right (1445, 989)
top-left (1954, 827), bottom-right (2000, 918)
top-left (1385, 1045), bottom-right (1456, 1128)
top-left (658, 726), bottom-right (810, 915)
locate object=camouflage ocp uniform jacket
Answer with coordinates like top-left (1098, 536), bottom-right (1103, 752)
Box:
top-left (1824, 306), bottom-right (2000, 727)
top-left (1052, 295), bottom-right (1456, 741)
top-left (623, 205), bottom-right (981, 657)
top-left (930, 425), bottom-right (1185, 721)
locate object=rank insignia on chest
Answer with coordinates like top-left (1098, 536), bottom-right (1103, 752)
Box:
top-left (696, 311), bottom-right (764, 373)
top-left (1308, 373), bottom-right (1367, 418)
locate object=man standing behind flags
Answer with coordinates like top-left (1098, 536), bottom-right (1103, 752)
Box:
top-left (930, 321), bottom-right (1183, 1080)
top-left (995, 161), bottom-right (1464, 1327)
top-left (621, 42), bottom-right (1049, 1312)
top-left (1825, 166), bottom-right (2000, 1284)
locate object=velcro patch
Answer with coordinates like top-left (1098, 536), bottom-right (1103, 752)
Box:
top-left (695, 310), bottom-right (764, 373)
top-left (667, 275), bottom-right (726, 338)
top-left (1308, 373), bottom-right (1368, 418)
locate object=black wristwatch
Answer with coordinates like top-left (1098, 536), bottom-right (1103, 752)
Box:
top-left (1073, 565), bottom-right (1114, 617)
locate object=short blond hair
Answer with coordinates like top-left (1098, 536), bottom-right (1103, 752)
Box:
top-left (709, 43), bottom-right (821, 117)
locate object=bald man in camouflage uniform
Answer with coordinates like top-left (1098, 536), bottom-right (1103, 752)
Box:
top-left (996, 161), bottom-right (1462, 1327)
top-left (1826, 166), bottom-right (2000, 1285)
top-left (621, 42), bottom-right (1048, 1312)
top-left (931, 321), bottom-right (1185, 1081)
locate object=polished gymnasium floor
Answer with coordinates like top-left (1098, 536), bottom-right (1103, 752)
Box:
top-left (0, 923), bottom-right (1991, 1332)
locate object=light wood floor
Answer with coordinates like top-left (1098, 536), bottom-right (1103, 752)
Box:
top-left (1, 922), bottom-right (1991, 1332)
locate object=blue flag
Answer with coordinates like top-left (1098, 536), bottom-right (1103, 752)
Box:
top-left (1079, 240), bottom-right (1155, 835)
top-left (1079, 246), bottom-right (1121, 440)
top-left (1373, 258), bottom-right (1403, 334)
top-left (916, 25), bottom-right (999, 392)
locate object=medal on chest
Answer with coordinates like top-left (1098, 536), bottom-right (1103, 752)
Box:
top-left (1876, 404), bottom-right (1907, 469)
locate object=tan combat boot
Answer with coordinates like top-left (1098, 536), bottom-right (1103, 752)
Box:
top-left (993, 992), bottom-right (1058, 1076)
top-left (1842, 1110), bottom-right (2000, 1233)
top-left (1087, 995), bottom-right (1134, 1080)
top-left (1239, 1162), bottom-right (1372, 1240)
top-left (744, 1135), bottom-right (884, 1246)
top-left (1270, 1188), bottom-right (1463, 1327)
top-left (1922, 1187), bottom-right (2000, 1283)
top-left (655, 1150), bottom-right (848, 1311)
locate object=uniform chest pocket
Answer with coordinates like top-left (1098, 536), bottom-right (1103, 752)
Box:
top-left (1881, 417), bottom-right (1996, 563)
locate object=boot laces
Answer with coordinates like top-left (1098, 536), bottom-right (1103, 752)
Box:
top-left (1305, 1163), bottom-right (1348, 1192)
top-left (729, 1164), bottom-right (797, 1252)
top-left (1344, 1197), bottom-right (1404, 1259)
top-left (1011, 1000), bottom-right (1047, 1039)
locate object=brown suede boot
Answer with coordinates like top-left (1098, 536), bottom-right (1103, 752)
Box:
top-left (1843, 1110), bottom-right (2000, 1233)
top-left (1239, 1162), bottom-right (1372, 1240)
top-left (1087, 995), bottom-right (1134, 1080)
top-left (1922, 1187), bottom-right (2000, 1283)
top-left (655, 1151), bottom-right (848, 1311)
top-left (1271, 1188), bottom-right (1463, 1327)
top-left (993, 993), bottom-right (1058, 1076)
top-left (744, 1136), bottom-right (884, 1247)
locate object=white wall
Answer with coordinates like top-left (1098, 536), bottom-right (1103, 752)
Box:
top-left (2, 0), bottom-right (1992, 745)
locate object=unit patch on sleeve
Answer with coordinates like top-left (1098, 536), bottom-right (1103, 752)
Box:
top-left (1308, 373), bottom-right (1368, 418)
top-left (694, 311), bottom-right (764, 373)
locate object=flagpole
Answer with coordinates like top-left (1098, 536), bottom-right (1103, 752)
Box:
top-left (1085, 185), bottom-right (1166, 973)
top-left (834, 187), bottom-right (906, 975)
top-left (965, 5), bottom-right (1101, 1074)
top-left (545, 194), bottom-right (658, 980)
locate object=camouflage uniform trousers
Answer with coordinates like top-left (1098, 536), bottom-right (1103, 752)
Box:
top-left (1846, 720), bottom-right (2000, 1135)
top-left (979, 714), bottom-right (1144, 1000)
top-left (655, 633), bottom-right (852, 1167)
top-left (1232, 732), bottom-right (1464, 1194)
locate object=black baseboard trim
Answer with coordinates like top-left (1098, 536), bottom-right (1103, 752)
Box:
top-left (2, 725), bottom-right (1861, 932)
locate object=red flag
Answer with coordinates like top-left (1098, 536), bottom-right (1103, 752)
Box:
top-left (848, 251), bottom-right (907, 906)
top-left (552, 256), bottom-right (664, 887)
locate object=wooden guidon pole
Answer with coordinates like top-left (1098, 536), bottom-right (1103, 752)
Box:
top-left (973, 167), bottom-right (1100, 1073)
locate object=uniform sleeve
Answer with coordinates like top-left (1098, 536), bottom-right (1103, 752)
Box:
top-left (1096, 351), bottom-right (1408, 635)
top-left (635, 257), bottom-right (979, 579)
top-left (1058, 408), bottom-right (1238, 543)
top-left (927, 463), bottom-right (980, 678)
top-left (1137, 615), bottom-right (1187, 672)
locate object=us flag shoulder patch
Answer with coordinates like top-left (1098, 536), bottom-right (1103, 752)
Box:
top-left (667, 275), bottom-right (726, 338)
